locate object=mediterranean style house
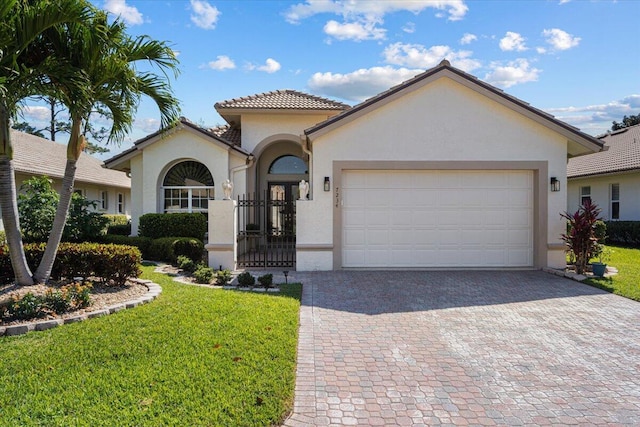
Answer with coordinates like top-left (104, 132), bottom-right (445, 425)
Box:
top-left (105, 60), bottom-right (602, 271)
top-left (0, 130), bottom-right (131, 232)
top-left (567, 123), bottom-right (640, 220)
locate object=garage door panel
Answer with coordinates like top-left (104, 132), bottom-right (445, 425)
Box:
top-left (342, 170), bottom-right (533, 268)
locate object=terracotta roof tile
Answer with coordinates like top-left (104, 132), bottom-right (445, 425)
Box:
top-left (208, 124), bottom-right (241, 146)
top-left (11, 130), bottom-right (131, 188)
top-left (568, 124), bottom-right (640, 178)
top-left (215, 89), bottom-right (350, 111)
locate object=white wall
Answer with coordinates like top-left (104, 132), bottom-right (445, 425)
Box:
top-left (568, 172), bottom-right (640, 220)
top-left (302, 76), bottom-right (570, 269)
top-left (241, 113), bottom-right (334, 153)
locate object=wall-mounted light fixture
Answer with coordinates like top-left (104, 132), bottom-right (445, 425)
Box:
top-left (324, 176), bottom-right (330, 192)
top-left (550, 177), bottom-right (560, 192)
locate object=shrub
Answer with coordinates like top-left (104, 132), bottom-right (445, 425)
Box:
top-left (102, 235), bottom-right (152, 259)
top-left (193, 265), bottom-right (214, 284)
top-left (215, 269), bottom-right (232, 286)
top-left (17, 176), bottom-right (58, 242)
top-left (605, 221), bottom-right (640, 247)
top-left (147, 237), bottom-right (204, 263)
top-left (237, 271), bottom-right (255, 287)
top-left (3, 282), bottom-right (93, 321)
top-left (561, 200), bottom-right (603, 274)
top-left (64, 194), bottom-right (110, 242)
top-left (6, 293), bottom-right (46, 320)
top-left (103, 214), bottom-right (129, 227)
top-left (139, 213), bottom-right (206, 240)
top-left (17, 176), bottom-right (109, 243)
top-left (177, 255), bottom-right (197, 273)
top-left (257, 273), bottom-right (273, 289)
top-left (104, 213), bottom-right (131, 236)
top-left (0, 243), bottom-right (141, 286)
top-left (0, 230), bottom-right (6, 246)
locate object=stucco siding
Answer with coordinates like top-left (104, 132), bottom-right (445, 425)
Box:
top-left (568, 172), bottom-right (640, 221)
top-left (304, 76), bottom-right (569, 269)
top-left (241, 114), bottom-right (333, 153)
top-left (140, 131), bottom-right (231, 216)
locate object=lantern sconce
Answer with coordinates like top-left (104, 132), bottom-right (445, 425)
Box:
top-left (324, 177), bottom-right (330, 192)
top-left (550, 177), bottom-right (560, 192)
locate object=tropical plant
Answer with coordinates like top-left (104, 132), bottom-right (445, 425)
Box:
top-left (561, 200), bottom-right (603, 274)
top-left (0, 0), bottom-right (93, 285)
top-left (32, 9), bottom-right (180, 283)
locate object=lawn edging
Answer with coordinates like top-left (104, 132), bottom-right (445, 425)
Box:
top-left (0, 278), bottom-right (162, 337)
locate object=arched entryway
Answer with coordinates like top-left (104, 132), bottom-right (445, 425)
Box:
top-left (161, 160), bottom-right (215, 214)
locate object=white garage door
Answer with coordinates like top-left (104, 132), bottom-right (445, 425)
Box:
top-left (342, 170), bottom-right (534, 268)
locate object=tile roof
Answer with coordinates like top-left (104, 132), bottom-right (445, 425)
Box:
top-left (11, 130), bottom-right (131, 189)
top-left (215, 89), bottom-right (350, 111)
top-left (568, 124), bottom-right (640, 178)
top-left (208, 124), bottom-right (241, 146)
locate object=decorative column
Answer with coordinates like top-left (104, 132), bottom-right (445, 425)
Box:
top-left (206, 199), bottom-right (237, 271)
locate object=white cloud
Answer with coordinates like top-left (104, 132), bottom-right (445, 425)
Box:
top-left (536, 47), bottom-right (547, 54)
top-left (484, 59), bottom-right (540, 88)
top-left (402, 22), bottom-right (416, 34)
top-left (19, 105), bottom-right (52, 122)
top-left (499, 31), bottom-right (527, 52)
top-left (382, 42), bottom-right (481, 72)
top-left (545, 94), bottom-right (640, 135)
top-left (249, 58), bottom-right (282, 73)
top-left (460, 33), bottom-right (477, 45)
top-left (206, 55), bottom-right (236, 71)
top-left (103, 0), bottom-right (143, 25)
top-left (324, 19), bottom-right (386, 41)
top-left (542, 28), bottom-right (580, 51)
top-left (559, 0), bottom-right (571, 4)
top-left (308, 66), bottom-right (422, 102)
top-left (285, 0), bottom-right (468, 23)
top-left (190, 0), bottom-right (220, 30)
top-left (135, 118), bottom-right (161, 133)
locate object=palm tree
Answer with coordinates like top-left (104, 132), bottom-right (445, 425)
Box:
top-left (0, 0), bottom-right (93, 285)
top-left (32, 14), bottom-right (180, 282)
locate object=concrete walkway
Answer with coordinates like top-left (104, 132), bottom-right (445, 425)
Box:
top-left (281, 270), bottom-right (640, 426)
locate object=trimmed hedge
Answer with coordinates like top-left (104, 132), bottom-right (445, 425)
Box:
top-left (103, 214), bottom-right (131, 236)
top-left (605, 221), bottom-right (640, 247)
top-left (139, 213), bottom-right (206, 240)
top-left (0, 243), bottom-right (141, 286)
top-left (102, 235), bottom-right (153, 259)
top-left (147, 237), bottom-right (204, 264)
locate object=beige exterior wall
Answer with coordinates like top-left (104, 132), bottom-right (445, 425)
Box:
top-left (241, 113), bottom-right (334, 153)
top-left (568, 172), bottom-right (640, 221)
top-left (300, 76), bottom-right (569, 270)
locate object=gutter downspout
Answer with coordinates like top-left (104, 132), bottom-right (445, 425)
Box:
top-left (229, 154), bottom-right (255, 197)
top-left (300, 134), bottom-right (312, 198)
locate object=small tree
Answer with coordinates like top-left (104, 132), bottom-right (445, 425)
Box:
top-left (561, 200), bottom-right (603, 274)
top-left (17, 177), bottom-right (59, 242)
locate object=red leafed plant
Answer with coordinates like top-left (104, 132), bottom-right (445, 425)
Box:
top-left (561, 200), bottom-right (602, 274)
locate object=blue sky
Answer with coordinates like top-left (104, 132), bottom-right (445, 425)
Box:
top-left (20, 0), bottom-right (640, 158)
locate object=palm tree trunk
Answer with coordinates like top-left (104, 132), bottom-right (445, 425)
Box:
top-left (0, 103), bottom-right (34, 285)
top-left (33, 118), bottom-right (83, 283)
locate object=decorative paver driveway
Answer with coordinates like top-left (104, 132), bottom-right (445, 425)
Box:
top-left (282, 270), bottom-right (640, 426)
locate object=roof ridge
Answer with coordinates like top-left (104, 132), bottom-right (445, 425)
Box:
top-left (214, 89), bottom-right (350, 110)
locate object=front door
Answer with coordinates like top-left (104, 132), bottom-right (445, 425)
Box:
top-left (268, 182), bottom-right (299, 235)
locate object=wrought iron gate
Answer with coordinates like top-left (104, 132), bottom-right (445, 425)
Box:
top-left (237, 191), bottom-right (296, 268)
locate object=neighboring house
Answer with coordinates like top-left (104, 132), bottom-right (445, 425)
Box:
top-left (105, 60), bottom-right (602, 271)
top-left (0, 130), bottom-right (131, 231)
top-left (567, 124), bottom-right (640, 220)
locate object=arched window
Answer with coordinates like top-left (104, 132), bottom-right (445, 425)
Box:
top-left (268, 155), bottom-right (307, 175)
top-left (162, 161), bottom-right (214, 213)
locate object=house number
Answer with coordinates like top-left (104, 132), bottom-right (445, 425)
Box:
top-left (335, 187), bottom-right (339, 208)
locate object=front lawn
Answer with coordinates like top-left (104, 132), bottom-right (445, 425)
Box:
top-left (585, 245), bottom-right (640, 301)
top-left (0, 266), bottom-right (301, 426)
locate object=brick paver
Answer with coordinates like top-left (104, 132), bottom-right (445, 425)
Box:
top-left (281, 270), bottom-right (640, 426)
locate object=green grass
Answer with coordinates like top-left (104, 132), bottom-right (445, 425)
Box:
top-left (585, 245), bottom-right (640, 301)
top-left (0, 266), bottom-right (302, 426)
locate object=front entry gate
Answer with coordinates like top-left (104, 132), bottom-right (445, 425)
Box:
top-left (237, 191), bottom-right (296, 269)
